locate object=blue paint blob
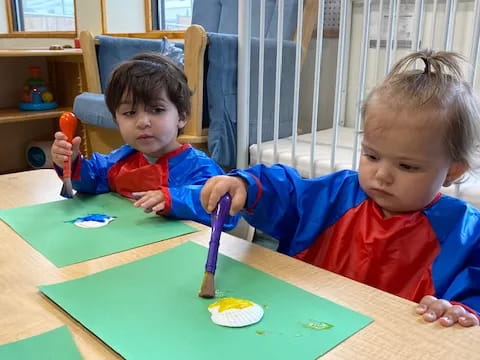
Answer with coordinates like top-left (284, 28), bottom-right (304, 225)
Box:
top-left (66, 213), bottom-right (116, 224)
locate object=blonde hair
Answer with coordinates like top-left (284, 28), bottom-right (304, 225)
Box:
top-left (362, 49), bottom-right (480, 171)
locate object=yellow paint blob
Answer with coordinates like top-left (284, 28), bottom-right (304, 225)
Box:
top-left (208, 297), bottom-right (254, 312)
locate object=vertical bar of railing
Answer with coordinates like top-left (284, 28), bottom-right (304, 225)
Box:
top-left (460, 0), bottom-right (480, 198)
top-left (291, 0), bottom-right (304, 169)
top-left (352, 0), bottom-right (371, 171)
top-left (470, 0), bottom-right (480, 85)
top-left (431, 0), bottom-right (439, 48)
top-left (374, 0), bottom-right (384, 84)
top-left (255, 0), bottom-right (266, 165)
top-left (272, 0), bottom-right (285, 164)
top-left (237, 0), bottom-right (251, 169)
top-left (444, 0), bottom-right (457, 51)
top-left (309, 0), bottom-right (325, 178)
top-left (385, 0), bottom-right (396, 75)
top-left (411, 0), bottom-right (424, 52)
top-left (339, 3), bottom-right (352, 127)
top-left (392, 0), bottom-right (401, 54)
top-left (331, 0), bottom-right (351, 171)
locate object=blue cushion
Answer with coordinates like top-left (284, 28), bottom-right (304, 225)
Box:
top-left (96, 36), bottom-right (184, 91)
top-left (73, 92), bottom-right (117, 129)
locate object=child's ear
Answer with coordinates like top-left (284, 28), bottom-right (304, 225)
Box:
top-left (178, 113), bottom-right (187, 129)
top-left (443, 161), bottom-right (468, 186)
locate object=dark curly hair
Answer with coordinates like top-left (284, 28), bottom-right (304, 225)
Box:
top-left (105, 52), bottom-right (192, 123)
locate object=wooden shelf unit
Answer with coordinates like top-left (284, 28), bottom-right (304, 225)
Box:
top-left (0, 107), bottom-right (72, 124)
top-left (0, 49), bottom-right (82, 57)
top-left (0, 49), bottom-right (84, 174)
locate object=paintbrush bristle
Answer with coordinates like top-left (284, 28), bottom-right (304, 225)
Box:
top-left (60, 179), bottom-right (74, 199)
top-left (198, 272), bottom-right (215, 298)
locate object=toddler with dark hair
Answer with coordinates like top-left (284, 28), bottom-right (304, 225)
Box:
top-left (52, 53), bottom-right (237, 229)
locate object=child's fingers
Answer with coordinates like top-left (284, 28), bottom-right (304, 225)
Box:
top-left (54, 131), bottom-right (67, 140)
top-left (200, 177), bottom-right (226, 212)
top-left (229, 187), bottom-right (247, 215)
top-left (51, 142), bottom-right (74, 166)
top-left (438, 305), bottom-right (468, 327)
top-left (201, 176), bottom-right (247, 214)
top-left (133, 193), bottom-right (164, 211)
top-left (458, 313), bottom-right (479, 327)
top-left (416, 295), bottom-right (437, 314)
top-left (421, 298), bottom-right (451, 322)
top-left (132, 192), bottom-right (146, 199)
top-left (71, 136), bottom-right (82, 154)
top-left (152, 202), bottom-right (165, 212)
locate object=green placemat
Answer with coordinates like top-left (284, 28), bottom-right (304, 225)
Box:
top-left (40, 242), bottom-right (373, 360)
top-left (0, 192), bottom-right (198, 267)
top-left (0, 326), bottom-right (82, 360)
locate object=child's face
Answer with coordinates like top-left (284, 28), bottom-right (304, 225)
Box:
top-left (115, 89), bottom-right (186, 157)
top-left (358, 103), bottom-right (462, 217)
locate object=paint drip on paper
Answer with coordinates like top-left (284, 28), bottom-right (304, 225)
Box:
top-left (66, 214), bottom-right (116, 228)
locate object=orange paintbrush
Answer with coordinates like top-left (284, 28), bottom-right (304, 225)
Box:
top-left (59, 112), bottom-right (78, 198)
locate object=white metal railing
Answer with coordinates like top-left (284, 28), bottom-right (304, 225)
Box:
top-left (237, 0), bottom-right (480, 200)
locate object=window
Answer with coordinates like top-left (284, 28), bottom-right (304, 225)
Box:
top-left (153, 0), bottom-right (193, 30)
top-left (9, 0), bottom-right (75, 32)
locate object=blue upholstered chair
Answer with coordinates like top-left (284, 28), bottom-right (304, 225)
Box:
top-left (191, 0), bottom-right (317, 167)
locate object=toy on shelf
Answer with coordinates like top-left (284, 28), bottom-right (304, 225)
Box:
top-left (18, 66), bottom-right (58, 111)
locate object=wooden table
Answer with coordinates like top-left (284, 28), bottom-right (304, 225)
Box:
top-left (1, 169), bottom-right (479, 359)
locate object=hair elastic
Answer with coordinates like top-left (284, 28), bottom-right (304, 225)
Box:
top-left (422, 56), bottom-right (430, 74)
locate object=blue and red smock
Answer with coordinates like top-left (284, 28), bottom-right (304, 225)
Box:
top-left (56, 144), bottom-right (238, 230)
top-left (231, 164), bottom-right (480, 317)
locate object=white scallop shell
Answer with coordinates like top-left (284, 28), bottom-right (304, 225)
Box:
top-left (209, 302), bottom-right (264, 327)
top-left (74, 217), bottom-right (115, 228)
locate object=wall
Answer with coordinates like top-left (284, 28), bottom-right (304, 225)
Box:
top-left (104, 0), bottom-right (145, 33)
top-left (345, 0), bottom-right (477, 128)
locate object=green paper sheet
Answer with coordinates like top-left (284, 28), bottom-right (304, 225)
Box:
top-left (0, 326), bottom-right (82, 360)
top-left (40, 242), bottom-right (372, 360)
top-left (0, 192), bottom-right (198, 267)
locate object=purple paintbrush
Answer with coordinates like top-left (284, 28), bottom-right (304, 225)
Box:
top-left (198, 193), bottom-right (232, 298)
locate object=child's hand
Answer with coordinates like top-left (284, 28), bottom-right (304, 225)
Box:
top-left (51, 131), bottom-right (81, 168)
top-left (132, 190), bottom-right (165, 213)
top-left (201, 175), bottom-right (247, 215)
top-left (416, 295), bottom-right (479, 327)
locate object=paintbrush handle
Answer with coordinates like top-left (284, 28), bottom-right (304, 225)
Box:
top-left (63, 157), bottom-right (71, 178)
top-left (205, 194), bottom-right (232, 273)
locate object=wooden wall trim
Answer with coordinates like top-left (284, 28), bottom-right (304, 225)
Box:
top-left (100, 0), bottom-right (107, 33)
top-left (144, 0), bottom-right (152, 32)
top-left (5, 0), bottom-right (14, 33)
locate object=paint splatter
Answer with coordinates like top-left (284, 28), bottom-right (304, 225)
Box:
top-left (66, 214), bottom-right (116, 228)
top-left (301, 321), bottom-right (333, 330)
